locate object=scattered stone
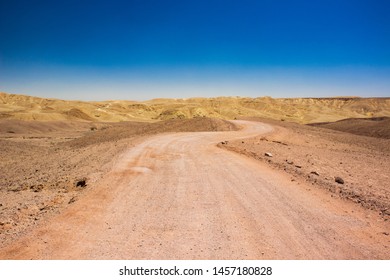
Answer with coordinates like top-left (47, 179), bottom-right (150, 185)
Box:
top-left (264, 152), bottom-right (273, 157)
top-left (68, 197), bottom-right (77, 204)
top-left (295, 165), bottom-right (302, 168)
top-left (286, 160), bottom-right (294, 165)
top-left (242, 141), bottom-right (245, 143)
top-left (30, 185), bottom-right (43, 192)
top-left (310, 171), bottom-right (319, 176)
top-left (220, 141), bottom-right (228, 145)
top-left (380, 208), bottom-right (390, 216)
top-left (382, 232), bottom-right (389, 236)
top-left (335, 177), bottom-right (344, 184)
top-left (8, 185), bottom-right (23, 192)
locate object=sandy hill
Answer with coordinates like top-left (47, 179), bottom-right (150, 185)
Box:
top-left (1, 92), bottom-right (389, 123)
top-left (309, 117), bottom-right (390, 139)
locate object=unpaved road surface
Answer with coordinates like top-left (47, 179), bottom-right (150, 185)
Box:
top-left (1, 121), bottom-right (389, 259)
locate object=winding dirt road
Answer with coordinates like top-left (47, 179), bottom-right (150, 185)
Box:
top-left (1, 121), bottom-right (389, 259)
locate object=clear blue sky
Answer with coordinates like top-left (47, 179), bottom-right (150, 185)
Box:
top-left (1, 0), bottom-right (389, 100)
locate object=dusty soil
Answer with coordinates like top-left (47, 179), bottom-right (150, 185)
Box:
top-left (0, 118), bottom-right (237, 248)
top-left (0, 120), bottom-right (389, 259)
top-left (309, 116), bottom-right (390, 139)
top-left (220, 117), bottom-right (390, 217)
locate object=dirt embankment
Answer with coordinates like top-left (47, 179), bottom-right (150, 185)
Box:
top-left (219, 117), bottom-right (390, 217)
top-left (0, 118), bottom-right (237, 247)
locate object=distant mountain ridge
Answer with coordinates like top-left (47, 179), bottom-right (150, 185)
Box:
top-left (1, 92), bottom-right (389, 123)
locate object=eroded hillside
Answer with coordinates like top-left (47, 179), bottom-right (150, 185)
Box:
top-left (1, 92), bottom-right (390, 123)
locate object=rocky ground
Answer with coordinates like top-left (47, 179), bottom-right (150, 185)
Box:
top-left (219, 117), bottom-right (390, 219)
top-left (0, 118), bottom-right (237, 247)
top-left (1, 115), bottom-right (389, 253)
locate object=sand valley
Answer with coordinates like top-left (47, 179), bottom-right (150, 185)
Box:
top-left (0, 92), bottom-right (389, 259)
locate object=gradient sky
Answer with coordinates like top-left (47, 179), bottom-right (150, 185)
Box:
top-left (1, 0), bottom-right (389, 100)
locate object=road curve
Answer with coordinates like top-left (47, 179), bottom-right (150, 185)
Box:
top-left (1, 121), bottom-right (389, 259)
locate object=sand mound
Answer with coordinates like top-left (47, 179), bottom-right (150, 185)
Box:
top-left (64, 108), bottom-right (95, 121)
top-left (309, 117), bottom-right (390, 139)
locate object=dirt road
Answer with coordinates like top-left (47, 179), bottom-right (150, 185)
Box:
top-left (1, 121), bottom-right (389, 259)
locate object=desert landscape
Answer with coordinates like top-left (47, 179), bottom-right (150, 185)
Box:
top-left (0, 92), bottom-right (389, 259)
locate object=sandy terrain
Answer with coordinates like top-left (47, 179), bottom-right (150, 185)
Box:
top-left (0, 118), bottom-right (237, 248)
top-left (221, 117), bottom-right (390, 216)
top-left (309, 116), bottom-right (390, 139)
top-left (2, 92), bottom-right (390, 123)
top-left (1, 120), bottom-right (389, 259)
top-left (1, 92), bottom-right (389, 259)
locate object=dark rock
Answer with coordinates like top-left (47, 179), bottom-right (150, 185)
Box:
top-left (30, 185), bottom-right (43, 192)
top-left (75, 178), bottom-right (87, 188)
top-left (264, 152), bottom-right (273, 157)
top-left (335, 177), bottom-right (344, 184)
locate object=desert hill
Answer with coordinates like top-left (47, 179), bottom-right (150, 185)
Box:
top-left (1, 92), bottom-right (389, 123)
top-left (309, 116), bottom-right (390, 139)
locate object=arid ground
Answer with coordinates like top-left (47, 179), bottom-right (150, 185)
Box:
top-left (0, 92), bottom-right (389, 259)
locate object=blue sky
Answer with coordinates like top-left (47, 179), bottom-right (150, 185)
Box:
top-left (1, 0), bottom-right (389, 100)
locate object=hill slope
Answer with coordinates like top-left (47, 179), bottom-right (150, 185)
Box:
top-left (309, 117), bottom-right (390, 139)
top-left (1, 92), bottom-right (389, 123)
